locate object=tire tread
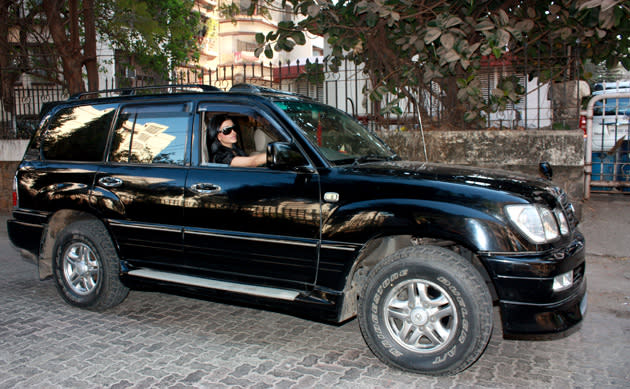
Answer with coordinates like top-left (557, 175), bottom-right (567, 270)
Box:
top-left (358, 245), bottom-right (493, 375)
top-left (53, 219), bottom-right (129, 311)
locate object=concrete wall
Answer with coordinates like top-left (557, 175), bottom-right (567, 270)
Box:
top-left (378, 129), bottom-right (585, 215)
top-left (0, 140), bottom-right (29, 212)
top-left (0, 131), bottom-right (585, 214)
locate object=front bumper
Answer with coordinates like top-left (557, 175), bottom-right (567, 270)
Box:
top-left (500, 279), bottom-right (586, 336)
top-left (481, 233), bottom-right (587, 335)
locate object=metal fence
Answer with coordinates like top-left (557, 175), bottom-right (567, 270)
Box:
top-left (1, 53), bottom-right (586, 139)
top-left (1, 85), bottom-right (68, 139)
top-left (169, 57), bottom-right (586, 133)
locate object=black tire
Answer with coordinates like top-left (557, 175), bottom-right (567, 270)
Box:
top-left (52, 219), bottom-right (129, 311)
top-left (358, 245), bottom-right (493, 375)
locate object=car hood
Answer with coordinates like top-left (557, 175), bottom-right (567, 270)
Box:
top-left (343, 160), bottom-right (559, 205)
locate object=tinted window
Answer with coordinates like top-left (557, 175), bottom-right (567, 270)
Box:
top-left (41, 104), bottom-right (117, 161)
top-left (110, 103), bottom-right (191, 165)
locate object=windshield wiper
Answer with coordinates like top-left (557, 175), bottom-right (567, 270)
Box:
top-left (352, 155), bottom-right (392, 166)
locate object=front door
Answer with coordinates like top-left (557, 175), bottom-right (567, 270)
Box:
top-left (183, 106), bottom-right (320, 288)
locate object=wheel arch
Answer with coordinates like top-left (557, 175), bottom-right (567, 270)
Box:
top-left (337, 234), bottom-right (498, 322)
top-left (38, 209), bottom-right (107, 279)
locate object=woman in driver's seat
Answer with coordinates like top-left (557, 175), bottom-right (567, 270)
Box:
top-left (209, 115), bottom-right (266, 167)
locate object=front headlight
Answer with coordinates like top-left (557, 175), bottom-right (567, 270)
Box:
top-left (554, 208), bottom-right (570, 236)
top-left (505, 204), bottom-right (560, 243)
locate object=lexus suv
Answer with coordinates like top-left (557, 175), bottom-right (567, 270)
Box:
top-left (7, 84), bottom-right (586, 375)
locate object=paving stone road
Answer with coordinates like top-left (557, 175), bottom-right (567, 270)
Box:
top-left (1, 195), bottom-right (629, 388)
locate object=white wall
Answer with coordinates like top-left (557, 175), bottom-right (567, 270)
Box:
top-left (0, 140), bottom-right (29, 161)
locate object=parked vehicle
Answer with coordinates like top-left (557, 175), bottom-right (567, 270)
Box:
top-left (7, 84), bottom-right (586, 376)
top-left (590, 81), bottom-right (630, 152)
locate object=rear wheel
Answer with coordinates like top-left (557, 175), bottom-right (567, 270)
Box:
top-left (358, 245), bottom-right (493, 375)
top-left (53, 219), bottom-right (129, 311)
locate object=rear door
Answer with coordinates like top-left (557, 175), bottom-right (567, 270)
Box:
top-left (12, 103), bottom-right (117, 257)
top-left (93, 101), bottom-right (193, 268)
top-left (183, 103), bottom-right (321, 288)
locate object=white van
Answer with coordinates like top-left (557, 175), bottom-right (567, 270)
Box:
top-left (591, 81), bottom-right (630, 153)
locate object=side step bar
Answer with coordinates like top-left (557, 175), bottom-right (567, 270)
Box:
top-left (127, 268), bottom-right (300, 301)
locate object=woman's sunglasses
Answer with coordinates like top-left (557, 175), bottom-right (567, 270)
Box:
top-left (220, 125), bottom-right (235, 136)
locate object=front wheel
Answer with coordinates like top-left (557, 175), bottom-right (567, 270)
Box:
top-left (53, 219), bottom-right (129, 311)
top-left (358, 245), bottom-right (493, 375)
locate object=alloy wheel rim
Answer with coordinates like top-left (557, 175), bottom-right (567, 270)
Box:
top-left (383, 279), bottom-right (458, 353)
top-left (62, 242), bottom-right (100, 295)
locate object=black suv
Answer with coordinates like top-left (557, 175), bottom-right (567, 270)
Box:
top-left (8, 84), bottom-right (586, 375)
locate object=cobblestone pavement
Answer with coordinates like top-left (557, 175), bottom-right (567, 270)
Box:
top-left (1, 196), bottom-right (629, 388)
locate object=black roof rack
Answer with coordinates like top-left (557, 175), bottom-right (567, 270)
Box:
top-left (68, 84), bottom-right (220, 100)
top-left (229, 83), bottom-right (301, 96)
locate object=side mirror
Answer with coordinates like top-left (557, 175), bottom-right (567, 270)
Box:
top-left (267, 142), bottom-right (310, 171)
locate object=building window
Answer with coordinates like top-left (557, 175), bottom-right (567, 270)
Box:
top-left (236, 40), bottom-right (258, 53)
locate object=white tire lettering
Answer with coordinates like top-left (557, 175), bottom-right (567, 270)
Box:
top-left (433, 345), bottom-right (457, 364)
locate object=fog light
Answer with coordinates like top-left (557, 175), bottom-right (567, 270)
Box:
top-left (552, 271), bottom-right (573, 291)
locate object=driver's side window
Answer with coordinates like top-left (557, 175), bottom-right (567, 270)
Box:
top-left (200, 111), bottom-right (281, 166)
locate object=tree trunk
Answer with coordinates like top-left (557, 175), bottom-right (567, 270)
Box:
top-left (0, 0), bottom-right (16, 113)
top-left (440, 76), bottom-right (467, 128)
top-left (42, 0), bottom-right (86, 94)
top-left (83, 0), bottom-right (98, 91)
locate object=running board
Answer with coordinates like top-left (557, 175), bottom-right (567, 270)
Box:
top-left (127, 268), bottom-right (300, 301)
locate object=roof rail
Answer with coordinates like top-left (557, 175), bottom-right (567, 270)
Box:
top-left (229, 83), bottom-right (299, 96)
top-left (68, 84), bottom-right (221, 100)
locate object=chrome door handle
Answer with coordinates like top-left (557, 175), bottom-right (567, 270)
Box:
top-left (190, 183), bottom-right (222, 195)
top-left (98, 176), bottom-right (123, 188)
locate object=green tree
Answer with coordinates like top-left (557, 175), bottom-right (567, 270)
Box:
top-left (231, 0), bottom-right (630, 127)
top-left (1, 0), bottom-right (201, 95)
top-left (97, 0), bottom-right (202, 85)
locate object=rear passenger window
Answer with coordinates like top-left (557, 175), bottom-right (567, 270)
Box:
top-left (110, 103), bottom-right (191, 165)
top-left (41, 104), bottom-right (117, 161)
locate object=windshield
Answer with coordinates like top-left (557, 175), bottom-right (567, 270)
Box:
top-left (274, 100), bottom-right (397, 165)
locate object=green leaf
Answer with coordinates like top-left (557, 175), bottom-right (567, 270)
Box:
top-left (475, 19), bottom-right (495, 32)
top-left (284, 39), bottom-right (296, 50)
top-left (444, 15), bottom-right (463, 29)
top-left (440, 33), bottom-right (455, 49)
top-left (443, 49), bottom-right (460, 63)
top-left (255, 33), bottom-right (265, 45)
top-left (467, 42), bottom-right (481, 55)
top-left (424, 27), bottom-right (442, 44)
top-left (464, 111), bottom-right (478, 122)
top-left (514, 19), bottom-right (534, 33)
top-left (264, 45), bottom-right (273, 59)
top-left (292, 31), bottom-right (306, 45)
top-left (497, 10), bottom-right (509, 26)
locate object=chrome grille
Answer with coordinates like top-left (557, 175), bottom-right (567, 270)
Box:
top-left (557, 190), bottom-right (578, 229)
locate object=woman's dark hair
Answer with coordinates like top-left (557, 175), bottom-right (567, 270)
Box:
top-left (208, 114), bottom-right (238, 157)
